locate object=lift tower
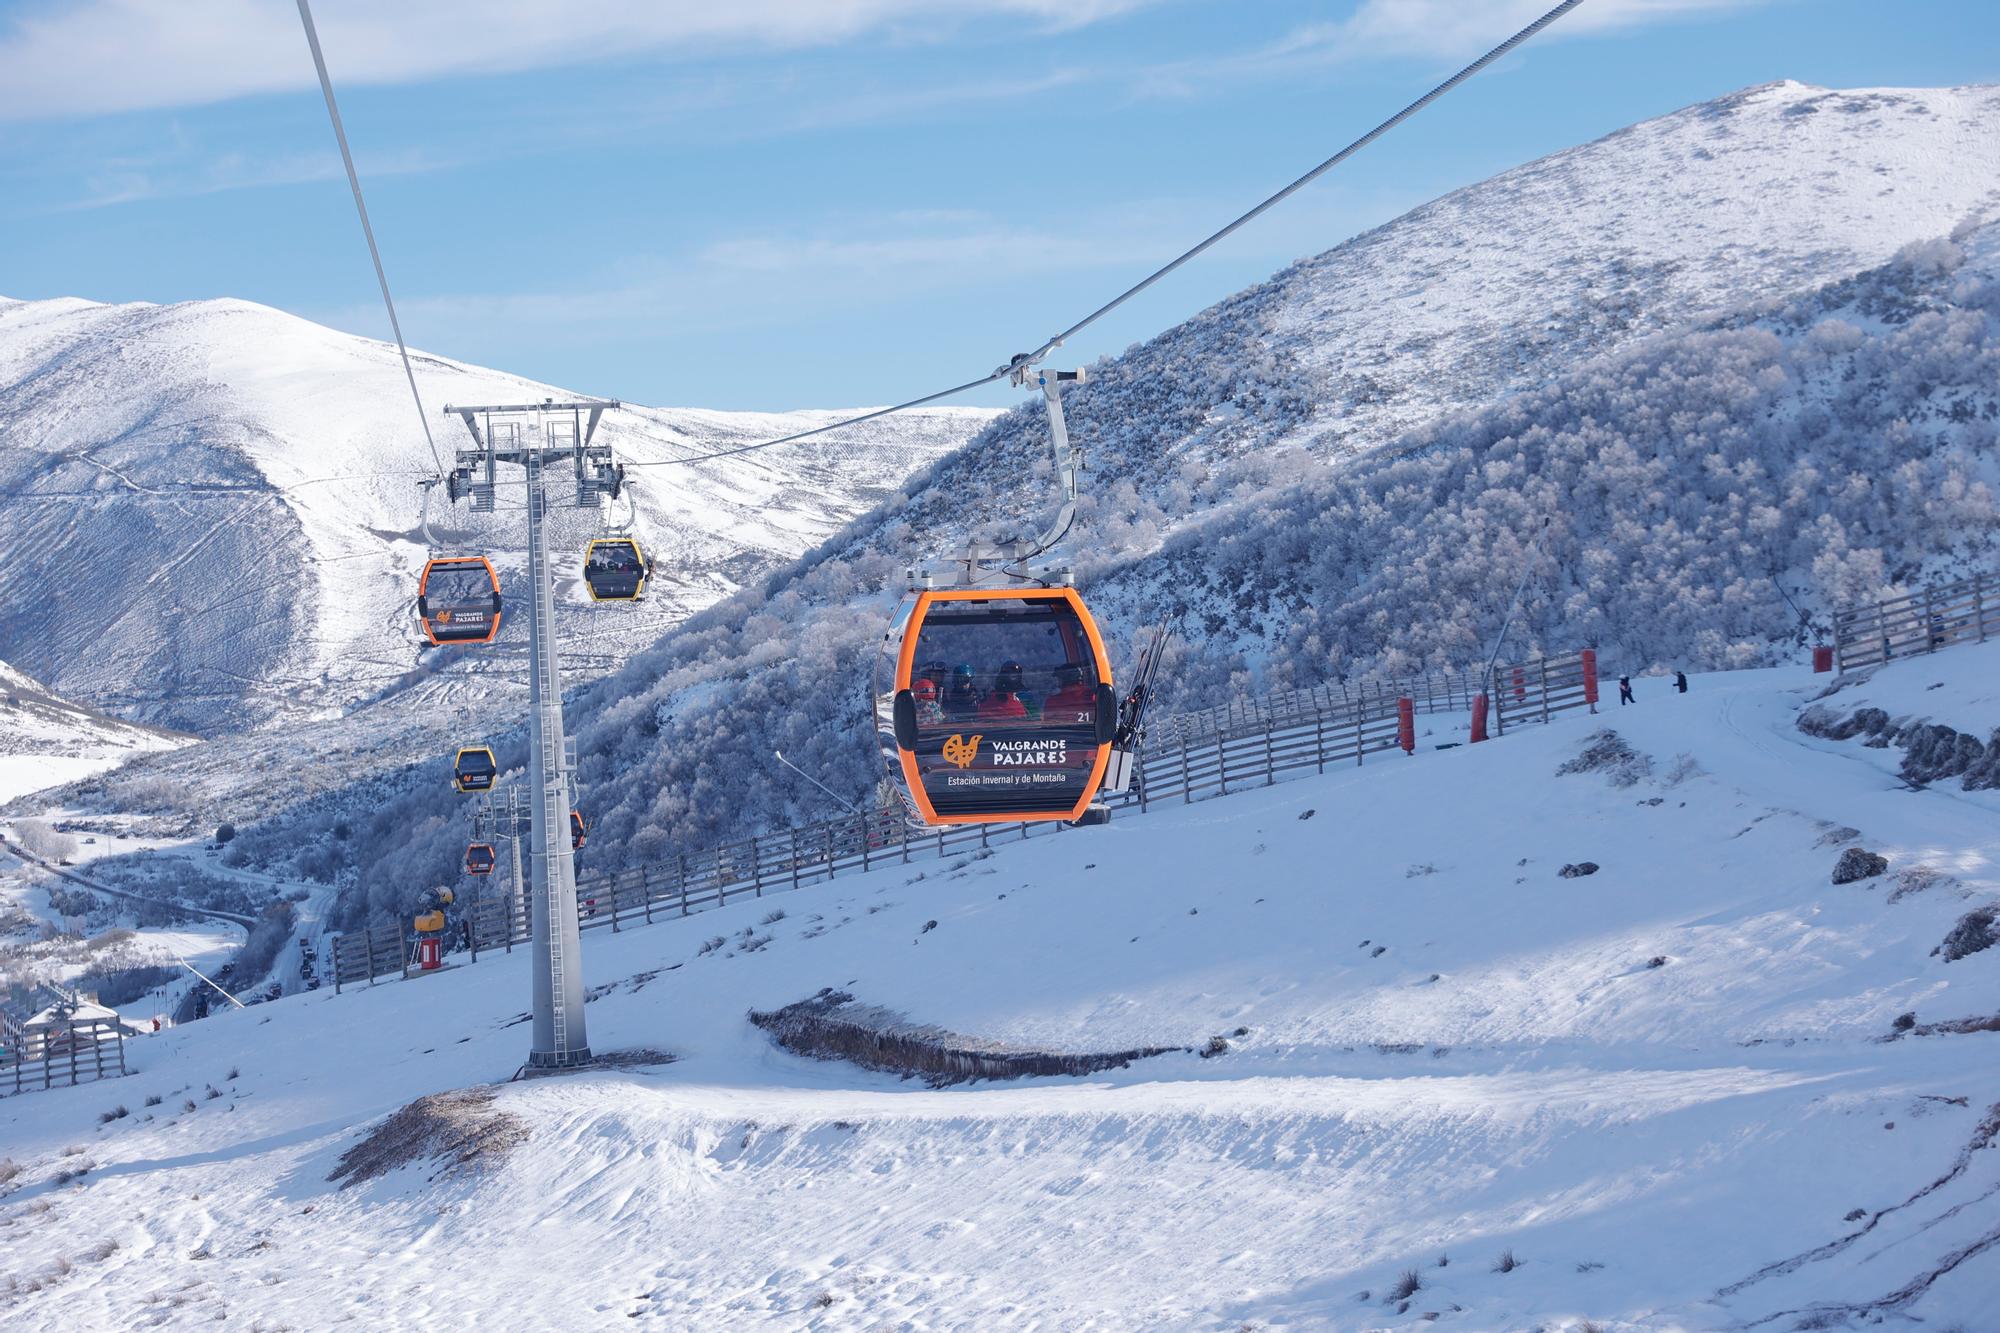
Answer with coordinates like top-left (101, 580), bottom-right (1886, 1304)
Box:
top-left (441, 397), bottom-right (621, 1069)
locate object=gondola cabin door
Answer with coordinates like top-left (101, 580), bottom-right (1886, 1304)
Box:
top-left (876, 588), bottom-right (1115, 824)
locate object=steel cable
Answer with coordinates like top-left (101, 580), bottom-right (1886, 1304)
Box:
top-left (295, 0), bottom-right (447, 480)
top-left (632, 0), bottom-right (1586, 469)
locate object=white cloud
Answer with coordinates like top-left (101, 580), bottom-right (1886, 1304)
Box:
top-left (1124, 0), bottom-right (1767, 98)
top-left (0, 0), bottom-right (1157, 122)
top-left (1296, 0), bottom-right (1765, 64)
top-left (61, 144), bottom-right (446, 211)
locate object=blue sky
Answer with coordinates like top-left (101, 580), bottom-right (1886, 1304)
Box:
top-left (2, 0), bottom-right (1996, 411)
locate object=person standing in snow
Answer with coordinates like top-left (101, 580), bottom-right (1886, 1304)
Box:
top-left (1618, 675), bottom-right (1636, 706)
top-left (1674, 670), bottom-right (1688, 693)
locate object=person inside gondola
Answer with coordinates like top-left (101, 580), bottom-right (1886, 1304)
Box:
top-left (979, 661), bottom-right (1028, 721)
top-left (944, 664), bottom-right (981, 720)
top-left (1046, 662), bottom-right (1095, 724)
top-left (913, 676), bottom-right (944, 725)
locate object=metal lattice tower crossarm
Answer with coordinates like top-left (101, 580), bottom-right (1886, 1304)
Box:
top-left (442, 397), bottom-right (620, 1069)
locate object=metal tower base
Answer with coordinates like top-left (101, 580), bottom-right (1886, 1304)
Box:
top-left (526, 1046), bottom-right (594, 1070)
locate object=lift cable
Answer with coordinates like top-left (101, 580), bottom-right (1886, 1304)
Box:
top-left (629, 0), bottom-right (1585, 470)
top-left (294, 0), bottom-right (447, 481)
top-left (632, 371), bottom-right (1009, 468)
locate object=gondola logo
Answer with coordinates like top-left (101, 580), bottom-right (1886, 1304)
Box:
top-left (990, 737), bottom-right (1067, 766)
top-left (941, 734), bottom-right (982, 768)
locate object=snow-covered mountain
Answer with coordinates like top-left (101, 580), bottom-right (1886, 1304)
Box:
top-left (4, 648), bottom-right (1996, 1328)
top-left (29, 81), bottom-right (2000, 919)
top-left (522, 81), bottom-right (2000, 868)
top-left (0, 658), bottom-right (185, 804)
top-left (0, 295), bottom-right (994, 733)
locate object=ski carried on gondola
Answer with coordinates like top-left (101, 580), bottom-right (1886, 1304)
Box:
top-left (1100, 612), bottom-right (1179, 798)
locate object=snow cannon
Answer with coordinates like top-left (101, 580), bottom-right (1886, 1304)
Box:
top-left (412, 886), bottom-right (455, 971)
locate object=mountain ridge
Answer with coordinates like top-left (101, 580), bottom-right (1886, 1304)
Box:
top-left (0, 293), bottom-right (995, 733)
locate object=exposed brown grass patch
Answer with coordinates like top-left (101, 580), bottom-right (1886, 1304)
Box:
top-left (328, 1087), bottom-right (528, 1189)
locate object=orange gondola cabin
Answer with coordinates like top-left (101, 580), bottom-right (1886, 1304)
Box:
top-left (418, 556), bottom-right (502, 646)
top-left (876, 587), bottom-right (1116, 825)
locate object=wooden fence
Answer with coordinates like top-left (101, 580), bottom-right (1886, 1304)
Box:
top-left (1489, 650), bottom-right (1597, 735)
top-left (1834, 571), bottom-right (1998, 672)
top-left (0, 1020), bottom-right (129, 1098)
top-left (329, 648), bottom-right (1595, 990)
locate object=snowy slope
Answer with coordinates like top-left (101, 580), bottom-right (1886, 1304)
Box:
top-left (0, 294), bottom-right (993, 732)
top-left (443, 79), bottom-right (1999, 869)
top-left (1266, 80), bottom-right (2000, 457)
top-left (3, 651), bottom-right (1996, 1329)
top-left (0, 658), bottom-right (186, 804)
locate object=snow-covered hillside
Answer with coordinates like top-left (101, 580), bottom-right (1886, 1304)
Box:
top-left (4, 648), bottom-right (1996, 1329)
top-left (71, 78), bottom-right (2000, 916)
top-left (0, 659), bottom-right (185, 804)
top-left (0, 295), bottom-right (993, 732)
top-left (530, 151), bottom-right (2000, 875)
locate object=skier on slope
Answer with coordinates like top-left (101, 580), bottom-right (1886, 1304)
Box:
top-left (1618, 675), bottom-right (1636, 706)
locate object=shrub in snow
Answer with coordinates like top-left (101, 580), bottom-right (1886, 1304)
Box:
top-left (13, 818), bottom-right (78, 863)
top-left (1557, 732), bottom-right (1653, 788)
top-left (214, 823), bottom-right (236, 845)
top-left (1832, 848), bottom-right (1889, 884)
top-left (1493, 1249), bottom-right (1519, 1273)
top-left (1559, 862), bottom-right (1600, 879)
top-left (1663, 754), bottom-right (1705, 786)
